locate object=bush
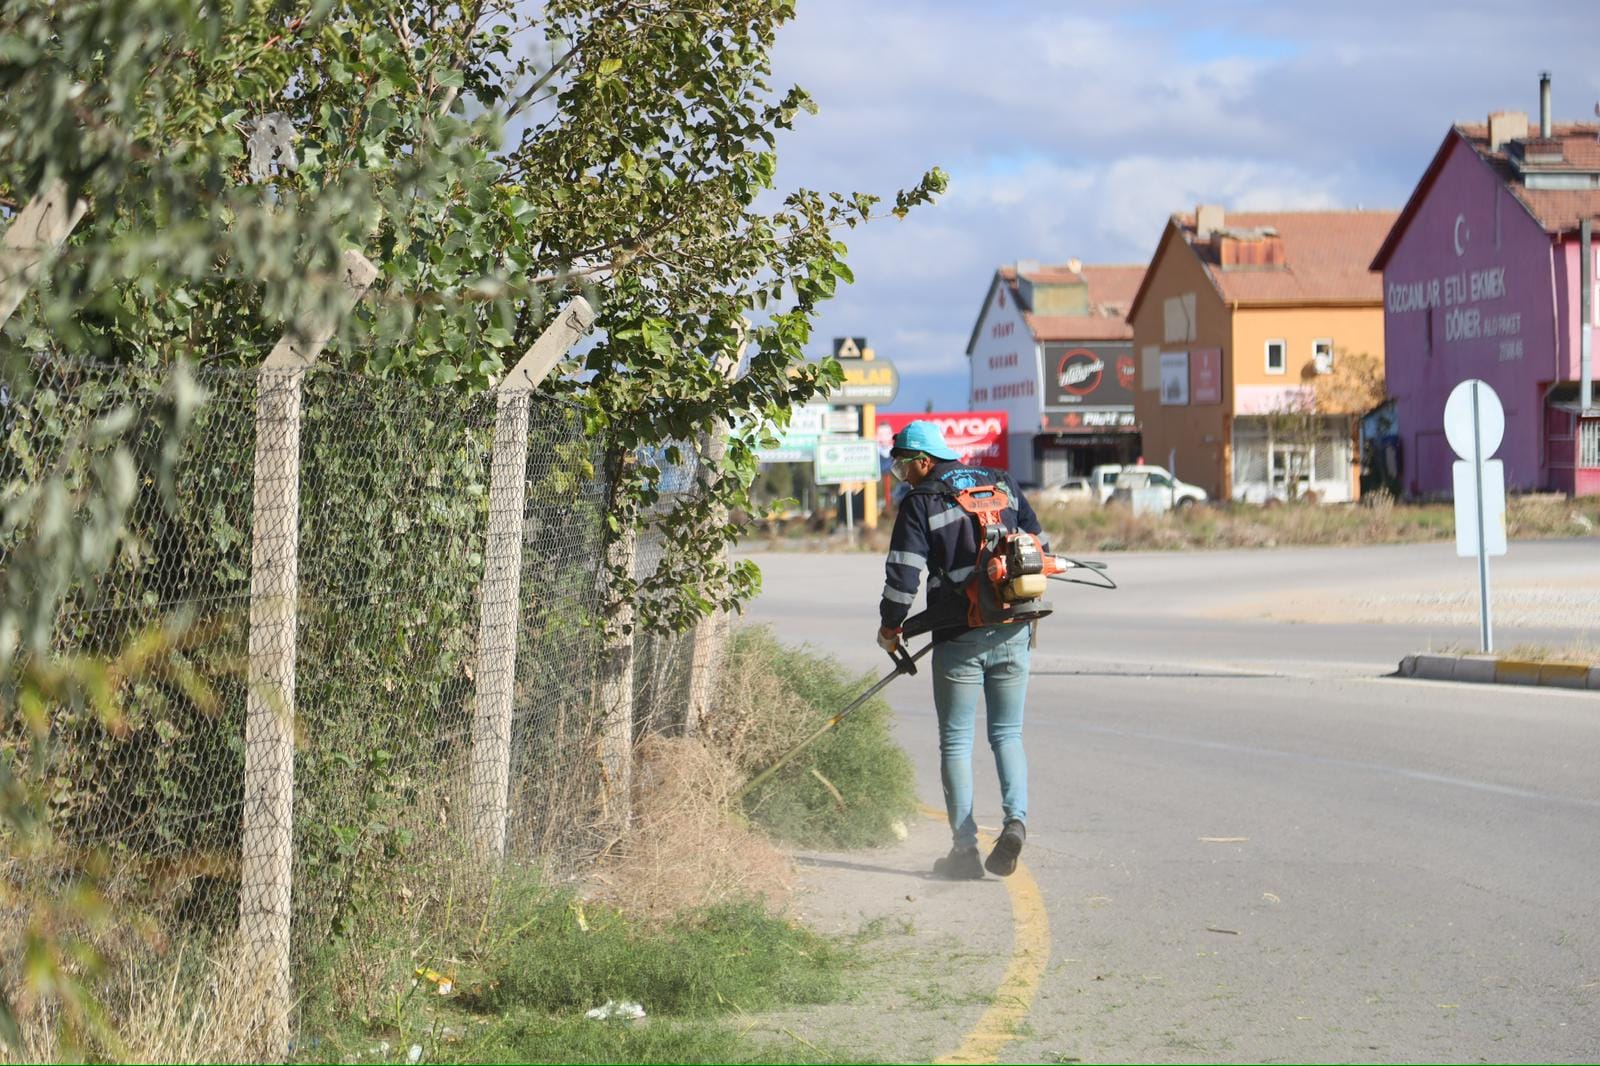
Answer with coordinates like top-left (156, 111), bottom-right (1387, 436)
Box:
top-left (709, 627), bottom-right (917, 849)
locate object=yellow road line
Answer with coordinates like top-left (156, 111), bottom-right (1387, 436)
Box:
top-left (918, 804), bottom-right (1052, 1064)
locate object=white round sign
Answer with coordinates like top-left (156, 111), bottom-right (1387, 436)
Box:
top-left (1443, 379), bottom-right (1505, 460)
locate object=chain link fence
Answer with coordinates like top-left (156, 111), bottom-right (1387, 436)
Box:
top-left (1, 352), bottom-right (721, 1057)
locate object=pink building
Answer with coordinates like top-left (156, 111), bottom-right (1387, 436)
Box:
top-left (1372, 76), bottom-right (1600, 497)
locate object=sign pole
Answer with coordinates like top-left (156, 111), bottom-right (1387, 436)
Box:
top-left (843, 485), bottom-right (853, 541)
top-left (862, 347), bottom-right (879, 531)
top-left (1472, 383), bottom-right (1493, 653)
top-left (1446, 378), bottom-right (1505, 653)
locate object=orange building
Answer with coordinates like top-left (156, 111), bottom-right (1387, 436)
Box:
top-left (1125, 207), bottom-right (1395, 502)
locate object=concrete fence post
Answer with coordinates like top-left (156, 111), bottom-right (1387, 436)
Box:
top-left (0, 179), bottom-right (88, 327)
top-left (596, 527), bottom-right (638, 829)
top-left (469, 298), bottom-right (594, 862)
top-left (238, 251), bottom-right (376, 1061)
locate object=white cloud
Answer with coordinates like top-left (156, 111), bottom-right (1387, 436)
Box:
top-left (764, 0), bottom-right (1593, 409)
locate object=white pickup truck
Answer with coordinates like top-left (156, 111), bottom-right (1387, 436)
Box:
top-left (1033, 464), bottom-right (1207, 508)
top-left (1103, 464), bottom-right (1208, 509)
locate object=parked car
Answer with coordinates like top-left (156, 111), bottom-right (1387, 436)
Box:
top-left (1087, 464), bottom-right (1122, 504)
top-left (1031, 476), bottom-right (1096, 506)
top-left (1106, 465), bottom-right (1208, 509)
top-left (1035, 465), bottom-right (1126, 506)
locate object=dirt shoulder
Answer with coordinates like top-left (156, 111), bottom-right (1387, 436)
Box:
top-left (746, 814), bottom-right (1022, 1064)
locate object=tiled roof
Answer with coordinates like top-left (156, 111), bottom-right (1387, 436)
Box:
top-left (996, 263), bottom-right (1144, 343)
top-left (1176, 211), bottom-right (1396, 305)
top-left (1374, 123), bottom-right (1600, 270)
top-left (1459, 122), bottom-right (1600, 234)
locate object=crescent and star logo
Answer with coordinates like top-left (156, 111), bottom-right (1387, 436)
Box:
top-left (1454, 214), bottom-right (1470, 257)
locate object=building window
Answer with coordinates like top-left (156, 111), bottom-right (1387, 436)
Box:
top-left (1582, 420), bottom-right (1600, 469)
top-left (1313, 338), bottom-right (1334, 374)
top-left (1265, 339), bottom-right (1286, 375)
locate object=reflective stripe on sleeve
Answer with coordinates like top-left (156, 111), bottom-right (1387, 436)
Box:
top-left (928, 506), bottom-right (965, 531)
top-left (886, 550), bottom-right (926, 569)
top-left (881, 584), bottom-right (917, 605)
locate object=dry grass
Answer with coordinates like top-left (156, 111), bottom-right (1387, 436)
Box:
top-left (1037, 492), bottom-right (1600, 554)
top-left (697, 630), bottom-right (818, 778)
top-left (113, 945), bottom-right (280, 1065)
top-left (1, 939), bottom-right (279, 1065)
top-left (744, 493), bottom-right (1600, 554)
top-left (585, 736), bottom-right (793, 927)
top-left (1500, 640), bottom-right (1600, 666)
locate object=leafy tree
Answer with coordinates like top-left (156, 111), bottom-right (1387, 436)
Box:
top-left (1263, 348), bottom-right (1385, 501)
top-left (0, 0), bottom-right (941, 1049)
top-left (2, 0), bottom-right (943, 633)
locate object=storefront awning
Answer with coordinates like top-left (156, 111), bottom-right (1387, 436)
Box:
top-left (1546, 381), bottom-right (1600, 414)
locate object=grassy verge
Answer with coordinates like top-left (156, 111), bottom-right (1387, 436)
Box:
top-left (1496, 641), bottom-right (1600, 665)
top-left (741, 492), bottom-right (1600, 554)
top-left (710, 626), bottom-right (918, 850)
top-left (294, 875), bottom-right (861, 1065)
top-left (1038, 492), bottom-right (1600, 553)
top-left (43, 628), bottom-right (914, 1064)
top-left (285, 629), bottom-right (920, 1065)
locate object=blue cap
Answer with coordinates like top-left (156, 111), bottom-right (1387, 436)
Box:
top-left (891, 420), bottom-right (959, 461)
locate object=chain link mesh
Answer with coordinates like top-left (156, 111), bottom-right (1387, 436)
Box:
top-left (1, 353), bottom-right (726, 1053)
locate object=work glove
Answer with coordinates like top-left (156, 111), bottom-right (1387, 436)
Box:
top-left (876, 626), bottom-right (901, 653)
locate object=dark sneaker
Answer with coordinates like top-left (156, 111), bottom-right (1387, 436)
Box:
top-left (932, 846), bottom-right (984, 880)
top-left (984, 819), bottom-right (1026, 877)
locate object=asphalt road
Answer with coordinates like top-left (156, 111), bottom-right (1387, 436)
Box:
top-left (744, 541), bottom-right (1600, 1063)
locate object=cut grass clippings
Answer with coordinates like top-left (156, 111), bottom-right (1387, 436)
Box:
top-left (298, 878), bottom-right (861, 1065)
top-left (453, 1011), bottom-right (855, 1065)
top-left (469, 892), bottom-right (844, 1017)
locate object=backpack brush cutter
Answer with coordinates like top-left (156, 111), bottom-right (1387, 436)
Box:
top-left (730, 555), bottom-right (1115, 808)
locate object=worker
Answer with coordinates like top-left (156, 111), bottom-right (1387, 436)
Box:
top-left (877, 420), bottom-right (1042, 879)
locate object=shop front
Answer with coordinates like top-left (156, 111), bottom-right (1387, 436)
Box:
top-left (1035, 342), bottom-right (1140, 481)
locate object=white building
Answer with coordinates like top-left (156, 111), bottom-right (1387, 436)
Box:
top-left (966, 260), bottom-right (1146, 484)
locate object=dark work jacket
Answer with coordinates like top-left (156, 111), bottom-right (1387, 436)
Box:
top-left (878, 461), bottom-right (1045, 641)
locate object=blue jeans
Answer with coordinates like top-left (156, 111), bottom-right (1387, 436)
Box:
top-left (931, 623), bottom-right (1031, 849)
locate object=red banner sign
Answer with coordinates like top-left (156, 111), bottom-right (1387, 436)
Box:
top-left (1191, 348), bottom-right (1222, 405)
top-left (876, 411), bottom-right (1009, 469)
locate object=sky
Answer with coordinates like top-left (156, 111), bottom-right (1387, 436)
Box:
top-left (765, 0), bottom-right (1599, 413)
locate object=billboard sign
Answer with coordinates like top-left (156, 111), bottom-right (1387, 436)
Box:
top-left (1159, 352), bottom-right (1190, 406)
top-left (1191, 348), bottom-right (1222, 405)
top-left (829, 359), bottom-right (899, 405)
top-left (833, 336), bottom-right (868, 359)
top-left (1043, 344), bottom-right (1136, 408)
top-left (754, 403), bottom-right (826, 463)
top-left (1041, 409), bottom-right (1138, 432)
top-left (814, 437), bottom-right (881, 484)
top-left (876, 411), bottom-right (1009, 469)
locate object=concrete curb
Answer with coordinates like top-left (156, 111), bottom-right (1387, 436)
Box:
top-left (1397, 653), bottom-right (1600, 691)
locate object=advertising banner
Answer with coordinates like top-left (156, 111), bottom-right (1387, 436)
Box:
top-left (829, 359), bottom-right (899, 405)
top-left (754, 403), bottom-right (827, 463)
top-left (1191, 348), bottom-right (1222, 405)
top-left (1159, 352), bottom-right (1190, 406)
top-left (814, 437), bottom-right (880, 484)
top-left (876, 411), bottom-right (1009, 469)
top-left (1043, 344), bottom-right (1136, 408)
